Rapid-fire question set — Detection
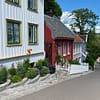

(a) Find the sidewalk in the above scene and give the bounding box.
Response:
[0,70,92,100]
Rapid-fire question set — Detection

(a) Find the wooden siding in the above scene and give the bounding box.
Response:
[0,0,44,60]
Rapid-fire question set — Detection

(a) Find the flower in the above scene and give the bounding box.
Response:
[26,48,32,55]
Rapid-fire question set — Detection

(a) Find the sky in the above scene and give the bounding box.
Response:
[56,0,100,33]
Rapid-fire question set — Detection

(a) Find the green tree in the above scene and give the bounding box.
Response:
[70,8,99,34]
[86,29,100,70]
[44,0,62,18]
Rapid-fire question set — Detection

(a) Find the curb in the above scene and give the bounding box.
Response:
[26,74,40,84]
[8,78,28,88]
[0,80,11,91]
[39,74,50,81]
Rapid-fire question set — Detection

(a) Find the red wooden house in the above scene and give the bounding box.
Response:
[44,15,74,65]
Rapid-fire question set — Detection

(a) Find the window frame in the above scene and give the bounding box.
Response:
[5,0,21,7]
[6,19,22,46]
[27,0,38,13]
[28,23,38,45]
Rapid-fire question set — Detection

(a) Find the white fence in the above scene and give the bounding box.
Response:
[68,63,89,74]
[56,63,89,75]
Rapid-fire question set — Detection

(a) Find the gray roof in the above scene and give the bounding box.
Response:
[44,15,74,39]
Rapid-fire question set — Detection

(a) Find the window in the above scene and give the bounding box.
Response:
[67,42,70,55]
[28,0,37,12]
[57,42,62,56]
[28,23,38,44]
[6,0,20,5]
[7,20,21,45]
[63,42,66,56]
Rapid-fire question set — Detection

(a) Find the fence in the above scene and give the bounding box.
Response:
[68,63,89,74]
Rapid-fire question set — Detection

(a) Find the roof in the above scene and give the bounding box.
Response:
[74,34,83,42]
[44,15,74,39]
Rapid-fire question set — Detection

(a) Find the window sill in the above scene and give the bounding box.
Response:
[7,44,22,47]
[28,43,39,45]
[27,8,38,13]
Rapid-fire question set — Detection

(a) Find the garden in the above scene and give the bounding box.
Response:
[0,58,56,90]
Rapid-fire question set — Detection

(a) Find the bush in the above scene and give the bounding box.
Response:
[42,58,50,67]
[0,68,8,84]
[40,66,50,77]
[11,75,22,83]
[8,65,16,76]
[68,60,80,64]
[25,68,37,79]
[35,60,43,70]
[16,63,26,78]
[55,54,62,65]
[23,58,30,70]
[49,65,55,74]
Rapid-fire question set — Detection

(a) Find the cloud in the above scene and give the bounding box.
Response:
[95,26,100,33]
[61,11,75,24]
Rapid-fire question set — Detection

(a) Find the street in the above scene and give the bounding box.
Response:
[16,67,100,100]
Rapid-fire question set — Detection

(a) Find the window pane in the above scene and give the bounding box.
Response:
[34,26,37,43]
[28,24,38,44]
[33,0,37,10]
[29,25,33,43]
[28,0,37,10]
[58,42,62,56]
[63,42,66,56]
[7,21,20,45]
[67,42,70,55]
[8,23,13,44]
[14,23,20,43]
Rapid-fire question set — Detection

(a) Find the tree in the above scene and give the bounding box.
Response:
[44,0,62,18]
[86,29,100,70]
[70,8,99,34]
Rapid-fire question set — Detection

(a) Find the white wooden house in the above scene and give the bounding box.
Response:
[0,0,44,68]
[73,34,84,63]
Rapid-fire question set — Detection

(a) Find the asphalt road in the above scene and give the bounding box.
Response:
[16,67,100,100]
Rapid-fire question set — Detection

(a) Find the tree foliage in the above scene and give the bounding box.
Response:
[44,0,62,18]
[70,8,99,34]
[86,30,100,70]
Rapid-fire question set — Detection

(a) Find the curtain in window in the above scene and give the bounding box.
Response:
[63,42,66,56]
[58,42,62,56]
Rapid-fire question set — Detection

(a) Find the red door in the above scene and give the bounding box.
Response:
[45,43,52,64]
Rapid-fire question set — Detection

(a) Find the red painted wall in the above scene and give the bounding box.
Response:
[44,24,57,66]
[55,39,73,60]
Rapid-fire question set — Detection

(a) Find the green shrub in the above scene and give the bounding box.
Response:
[23,58,30,70]
[55,54,61,65]
[60,57,66,66]
[69,60,80,64]
[8,65,16,76]
[11,75,22,83]
[40,66,50,77]
[42,58,50,67]
[25,68,37,79]
[16,65,26,79]
[0,68,8,84]
[35,60,43,70]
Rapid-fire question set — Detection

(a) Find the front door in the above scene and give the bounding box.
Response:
[45,43,52,64]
